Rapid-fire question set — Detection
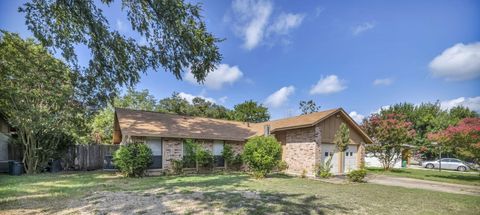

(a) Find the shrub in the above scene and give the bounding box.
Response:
[277,160,288,172]
[114,143,152,177]
[243,136,282,178]
[223,145,243,170]
[171,159,184,175]
[347,169,367,182]
[196,148,214,168]
[315,155,333,178]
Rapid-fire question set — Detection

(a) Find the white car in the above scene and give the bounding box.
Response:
[422,158,469,171]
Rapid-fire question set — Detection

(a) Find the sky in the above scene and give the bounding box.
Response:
[1,0,479,121]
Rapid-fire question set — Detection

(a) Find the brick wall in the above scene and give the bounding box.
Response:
[282,127,319,177]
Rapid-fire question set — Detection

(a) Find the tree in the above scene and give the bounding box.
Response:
[91,89,157,143]
[334,123,350,173]
[157,92,191,115]
[380,102,477,159]
[19,0,222,107]
[242,136,282,178]
[299,100,320,115]
[0,32,85,173]
[428,118,480,167]
[362,113,416,170]
[232,100,270,123]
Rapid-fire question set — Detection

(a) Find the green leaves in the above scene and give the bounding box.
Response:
[334,123,350,152]
[243,136,282,178]
[232,100,270,123]
[113,143,153,177]
[19,0,222,107]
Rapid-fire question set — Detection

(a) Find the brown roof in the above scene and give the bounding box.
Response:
[115,107,372,143]
[115,108,256,141]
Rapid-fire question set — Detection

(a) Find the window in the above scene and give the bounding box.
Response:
[350,152,353,156]
[213,140,225,167]
[451,159,461,163]
[325,152,329,157]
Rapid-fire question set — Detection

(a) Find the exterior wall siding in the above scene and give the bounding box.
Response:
[282,127,318,177]
[162,138,183,170]
[129,136,245,171]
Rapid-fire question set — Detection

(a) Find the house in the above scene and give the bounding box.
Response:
[0,116,12,161]
[113,107,373,177]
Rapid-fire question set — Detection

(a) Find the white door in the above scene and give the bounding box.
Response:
[146,138,162,155]
[345,145,358,172]
[322,143,339,174]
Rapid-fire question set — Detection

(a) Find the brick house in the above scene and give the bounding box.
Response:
[113,107,372,176]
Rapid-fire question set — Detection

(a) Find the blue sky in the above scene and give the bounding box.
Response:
[1,0,479,121]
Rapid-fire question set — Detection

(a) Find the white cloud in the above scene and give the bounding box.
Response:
[268,13,305,35]
[349,111,365,123]
[440,96,480,112]
[373,78,393,86]
[310,75,347,95]
[372,105,391,114]
[178,92,216,104]
[429,42,480,81]
[232,0,273,50]
[230,0,305,50]
[116,19,125,31]
[265,86,295,108]
[185,64,243,90]
[352,22,375,36]
[219,96,228,103]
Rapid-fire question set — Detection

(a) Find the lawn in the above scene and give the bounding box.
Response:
[367,167,480,186]
[0,172,479,215]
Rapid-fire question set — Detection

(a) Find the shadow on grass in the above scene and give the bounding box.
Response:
[1,172,353,214]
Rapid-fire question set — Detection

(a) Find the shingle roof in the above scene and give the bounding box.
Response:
[115,108,256,141]
[115,107,372,143]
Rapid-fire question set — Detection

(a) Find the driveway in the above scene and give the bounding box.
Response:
[367,174,480,196]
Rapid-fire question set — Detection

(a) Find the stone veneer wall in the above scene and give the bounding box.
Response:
[283,127,319,177]
[162,138,183,169]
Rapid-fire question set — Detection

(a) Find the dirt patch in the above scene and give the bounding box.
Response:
[1,189,271,215]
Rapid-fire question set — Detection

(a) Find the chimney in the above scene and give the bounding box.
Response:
[264,125,270,136]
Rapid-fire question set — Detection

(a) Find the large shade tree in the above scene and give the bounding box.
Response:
[91,89,158,143]
[362,113,416,170]
[19,0,222,107]
[0,32,85,173]
[428,118,480,167]
[231,100,270,123]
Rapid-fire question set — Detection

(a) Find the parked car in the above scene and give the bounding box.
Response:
[422,158,469,171]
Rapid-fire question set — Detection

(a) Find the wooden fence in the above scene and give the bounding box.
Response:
[65,144,119,171]
[5,143,119,171]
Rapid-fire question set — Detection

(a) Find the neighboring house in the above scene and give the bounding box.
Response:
[365,145,416,169]
[0,116,11,161]
[113,107,373,177]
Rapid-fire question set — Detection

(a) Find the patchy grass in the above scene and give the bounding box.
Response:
[0,171,479,214]
[367,167,480,186]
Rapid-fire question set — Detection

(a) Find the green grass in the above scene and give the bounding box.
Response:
[0,171,479,214]
[367,167,480,186]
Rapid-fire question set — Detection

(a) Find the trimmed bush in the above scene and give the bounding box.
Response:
[114,143,152,177]
[347,169,367,182]
[243,136,282,178]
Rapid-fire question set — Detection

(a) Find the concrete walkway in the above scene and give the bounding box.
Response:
[367,175,480,196]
